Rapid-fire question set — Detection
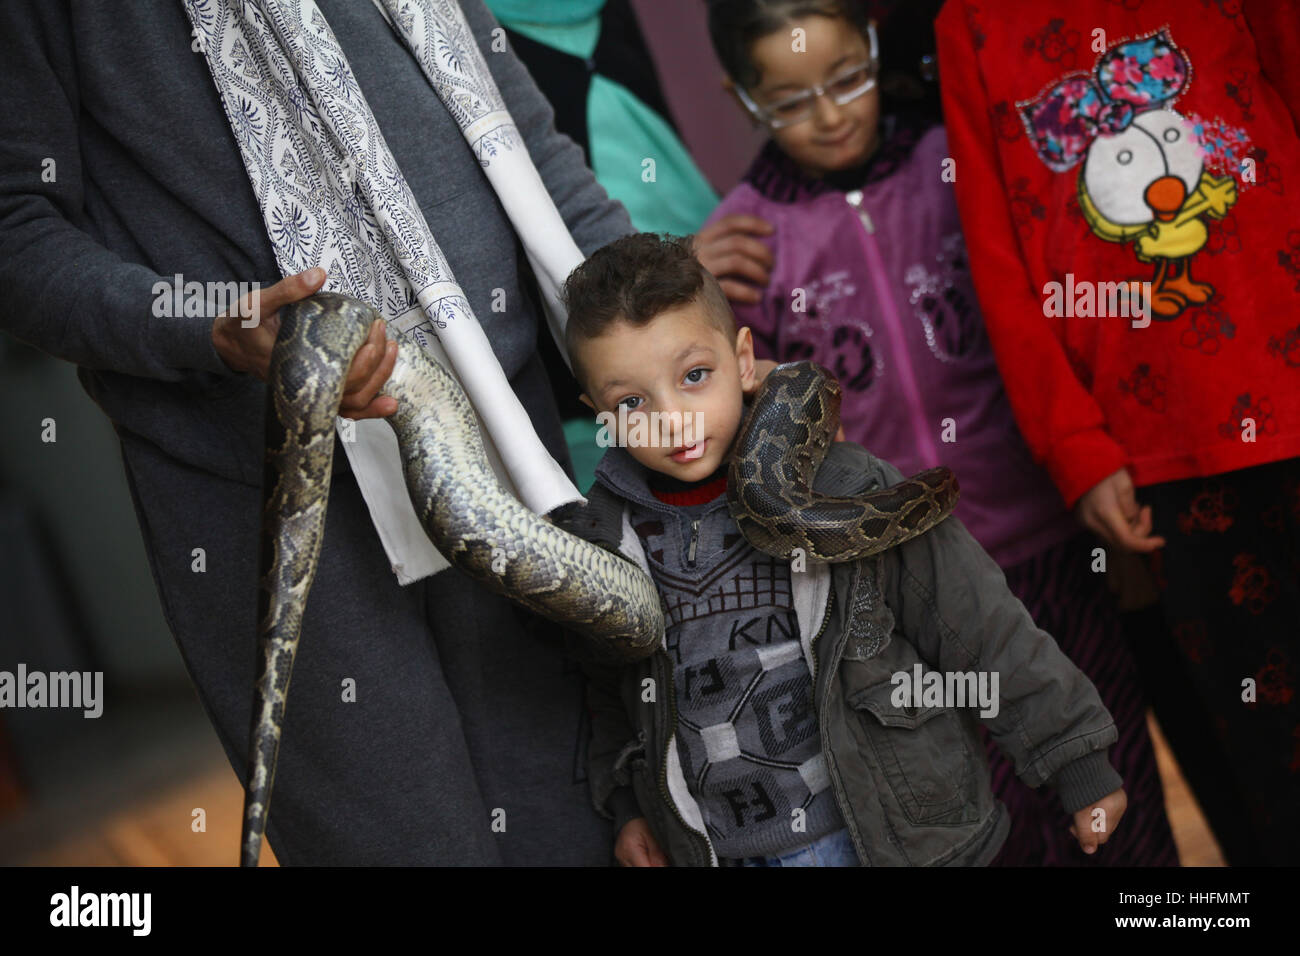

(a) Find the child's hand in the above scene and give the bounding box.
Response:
[615,817,669,866]
[1075,469,1166,553]
[693,215,775,305]
[1068,788,1128,855]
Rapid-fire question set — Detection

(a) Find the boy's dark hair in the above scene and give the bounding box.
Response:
[562,233,735,391]
[705,0,874,90]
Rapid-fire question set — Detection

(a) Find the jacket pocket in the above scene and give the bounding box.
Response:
[611,731,648,788]
[847,679,980,827]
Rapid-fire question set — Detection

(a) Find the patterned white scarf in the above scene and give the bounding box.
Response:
[183,0,586,583]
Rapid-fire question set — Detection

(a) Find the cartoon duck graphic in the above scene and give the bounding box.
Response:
[1020,31,1239,319]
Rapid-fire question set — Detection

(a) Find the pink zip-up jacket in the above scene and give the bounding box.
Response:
[706,115,1078,568]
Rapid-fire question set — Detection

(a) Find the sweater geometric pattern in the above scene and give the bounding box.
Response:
[628,497,845,858]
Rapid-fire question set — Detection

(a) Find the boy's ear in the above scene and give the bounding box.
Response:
[735,326,757,392]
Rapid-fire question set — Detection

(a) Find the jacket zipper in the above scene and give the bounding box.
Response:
[612,500,713,863]
[847,191,875,233]
[844,190,940,469]
[806,580,845,852]
[807,583,836,683]
[654,648,714,865]
[814,563,873,865]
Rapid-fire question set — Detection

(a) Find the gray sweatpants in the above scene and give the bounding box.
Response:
[118,431,612,866]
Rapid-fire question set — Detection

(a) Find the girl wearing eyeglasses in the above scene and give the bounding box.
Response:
[697,0,1177,867]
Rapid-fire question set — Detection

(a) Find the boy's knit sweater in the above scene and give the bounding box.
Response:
[593,447,845,858]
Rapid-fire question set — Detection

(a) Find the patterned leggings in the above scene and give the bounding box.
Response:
[1139,458,1300,865]
[985,532,1179,866]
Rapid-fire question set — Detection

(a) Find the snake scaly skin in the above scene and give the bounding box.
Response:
[244,297,959,866]
[728,361,961,562]
[244,292,663,866]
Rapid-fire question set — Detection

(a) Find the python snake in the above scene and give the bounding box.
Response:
[728,361,961,561]
[242,294,959,866]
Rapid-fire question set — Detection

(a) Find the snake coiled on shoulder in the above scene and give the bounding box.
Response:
[242,292,959,866]
[728,361,961,562]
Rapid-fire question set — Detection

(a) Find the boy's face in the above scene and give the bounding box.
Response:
[743,15,881,178]
[578,302,756,482]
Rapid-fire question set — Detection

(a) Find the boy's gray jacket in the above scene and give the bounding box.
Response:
[563,442,1123,866]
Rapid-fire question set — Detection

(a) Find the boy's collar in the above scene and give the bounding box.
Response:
[743,111,933,204]
[593,445,733,516]
[648,464,729,507]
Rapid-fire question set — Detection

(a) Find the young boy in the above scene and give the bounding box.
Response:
[558,233,1128,867]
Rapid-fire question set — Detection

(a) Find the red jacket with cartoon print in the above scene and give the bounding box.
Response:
[935,0,1300,507]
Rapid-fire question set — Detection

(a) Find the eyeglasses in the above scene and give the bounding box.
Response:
[734,23,879,130]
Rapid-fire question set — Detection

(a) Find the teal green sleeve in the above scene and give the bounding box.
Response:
[489,5,719,234]
[588,74,719,234]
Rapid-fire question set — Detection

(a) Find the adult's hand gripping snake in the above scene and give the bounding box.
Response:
[242,293,959,866]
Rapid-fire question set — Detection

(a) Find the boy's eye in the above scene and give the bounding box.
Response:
[683,367,710,385]
[617,396,642,410]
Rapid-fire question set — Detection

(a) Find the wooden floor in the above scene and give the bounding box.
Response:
[1147,715,1224,866]
[12,711,1221,867]
[16,760,279,867]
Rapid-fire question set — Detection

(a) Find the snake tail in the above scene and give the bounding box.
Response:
[242,295,370,867]
[727,361,961,562]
